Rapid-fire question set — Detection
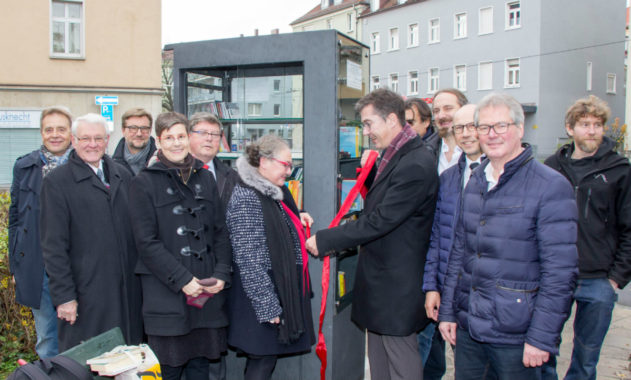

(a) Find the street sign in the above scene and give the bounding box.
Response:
[101,105,113,121]
[95,96,119,105]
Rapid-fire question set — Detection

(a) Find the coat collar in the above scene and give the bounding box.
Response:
[370,136,423,191]
[15,150,44,170]
[476,143,533,191]
[236,156,284,200]
[68,150,123,195]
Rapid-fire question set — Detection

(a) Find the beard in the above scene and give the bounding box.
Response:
[438,125,452,138]
[576,138,601,155]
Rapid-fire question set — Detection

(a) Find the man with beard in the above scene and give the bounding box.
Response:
[9,106,74,358]
[112,108,157,175]
[431,89,468,175]
[420,104,488,380]
[544,95,631,380]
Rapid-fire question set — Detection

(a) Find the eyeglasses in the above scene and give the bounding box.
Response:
[453,122,476,134]
[190,130,222,139]
[161,136,187,145]
[270,157,293,171]
[75,136,107,145]
[475,122,515,135]
[125,125,151,133]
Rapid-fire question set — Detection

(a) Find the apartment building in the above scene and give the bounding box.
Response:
[291,0,368,41]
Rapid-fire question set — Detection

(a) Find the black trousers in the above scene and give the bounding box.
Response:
[244,354,277,380]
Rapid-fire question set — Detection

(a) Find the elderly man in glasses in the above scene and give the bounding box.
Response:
[40,113,143,351]
[437,93,578,380]
[112,108,157,175]
[187,112,240,208]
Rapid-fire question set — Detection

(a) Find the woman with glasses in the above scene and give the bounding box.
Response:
[129,112,231,380]
[226,135,315,380]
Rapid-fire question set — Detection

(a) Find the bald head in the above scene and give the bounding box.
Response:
[453,104,481,160]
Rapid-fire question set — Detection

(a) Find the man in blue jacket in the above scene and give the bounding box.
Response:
[9,106,74,358]
[438,93,578,380]
[544,95,631,380]
[421,104,483,379]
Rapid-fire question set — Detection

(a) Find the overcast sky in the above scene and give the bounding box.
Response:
[162,0,319,47]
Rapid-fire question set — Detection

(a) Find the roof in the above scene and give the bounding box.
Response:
[291,0,366,25]
[359,0,426,18]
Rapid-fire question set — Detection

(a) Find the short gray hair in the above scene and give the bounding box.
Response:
[189,112,223,131]
[474,93,524,127]
[72,113,109,136]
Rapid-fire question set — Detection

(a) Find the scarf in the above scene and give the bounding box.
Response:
[40,145,72,177]
[258,193,306,345]
[157,150,195,184]
[375,124,417,180]
[281,201,310,295]
[124,141,152,175]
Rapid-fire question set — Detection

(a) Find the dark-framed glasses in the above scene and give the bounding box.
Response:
[125,125,151,133]
[475,122,515,135]
[190,130,222,139]
[453,122,476,134]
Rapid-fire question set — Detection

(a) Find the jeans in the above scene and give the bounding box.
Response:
[564,278,617,380]
[455,329,538,380]
[31,272,59,359]
[418,322,447,380]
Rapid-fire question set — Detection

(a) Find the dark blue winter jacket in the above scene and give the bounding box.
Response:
[423,153,467,293]
[438,145,578,354]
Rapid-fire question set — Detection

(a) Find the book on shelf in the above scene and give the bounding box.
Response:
[339,126,362,158]
[341,179,363,212]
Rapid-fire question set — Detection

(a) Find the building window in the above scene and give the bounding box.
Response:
[273,104,281,117]
[389,73,399,93]
[248,103,262,116]
[372,76,381,91]
[51,0,84,58]
[479,7,493,35]
[408,71,419,94]
[607,73,617,94]
[454,12,467,39]
[505,58,520,88]
[347,13,354,32]
[428,68,439,93]
[586,62,592,91]
[429,18,440,43]
[371,32,381,54]
[454,65,466,91]
[408,23,419,47]
[273,79,281,92]
[389,28,400,50]
[506,1,521,29]
[478,61,493,90]
[370,0,379,12]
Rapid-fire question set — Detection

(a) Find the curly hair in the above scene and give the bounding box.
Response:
[565,95,611,128]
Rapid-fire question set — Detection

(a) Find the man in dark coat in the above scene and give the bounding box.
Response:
[188,112,239,208]
[9,106,74,358]
[306,88,438,380]
[40,113,143,351]
[544,95,631,380]
[438,93,578,380]
[112,107,157,175]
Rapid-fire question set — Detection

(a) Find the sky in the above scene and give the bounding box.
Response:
[162,0,319,47]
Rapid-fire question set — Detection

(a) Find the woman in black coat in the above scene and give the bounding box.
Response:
[129,112,231,380]
[226,135,315,380]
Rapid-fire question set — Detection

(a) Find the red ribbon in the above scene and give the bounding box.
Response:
[316,150,379,380]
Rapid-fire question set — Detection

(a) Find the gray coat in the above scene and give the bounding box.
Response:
[40,151,143,351]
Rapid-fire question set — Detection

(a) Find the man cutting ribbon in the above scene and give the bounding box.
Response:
[306,88,438,380]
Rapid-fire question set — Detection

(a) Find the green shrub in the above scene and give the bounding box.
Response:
[0,192,37,378]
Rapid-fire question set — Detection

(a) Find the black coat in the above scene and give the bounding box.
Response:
[40,151,143,351]
[545,136,631,288]
[9,150,45,308]
[316,137,438,336]
[213,157,240,208]
[129,159,232,336]
[112,137,157,175]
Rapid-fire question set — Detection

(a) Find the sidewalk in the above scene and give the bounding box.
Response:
[441,303,631,379]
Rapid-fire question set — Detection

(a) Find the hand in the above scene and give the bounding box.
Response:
[57,300,78,325]
[609,279,619,290]
[203,279,225,294]
[522,343,549,367]
[438,322,457,346]
[269,316,280,324]
[299,212,314,228]
[11,275,15,285]
[424,291,441,321]
[360,149,377,167]
[306,235,319,257]
[182,277,203,297]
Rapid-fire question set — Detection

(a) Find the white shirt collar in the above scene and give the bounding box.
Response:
[485,162,503,191]
[88,160,104,175]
